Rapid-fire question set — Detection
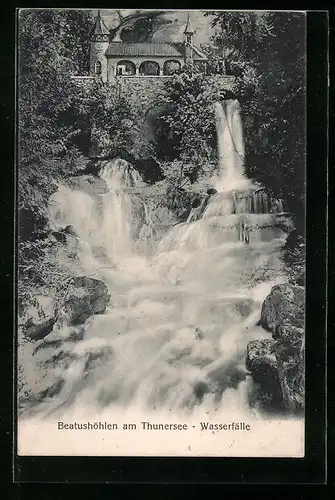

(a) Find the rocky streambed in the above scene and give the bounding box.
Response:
[18,276,305,418]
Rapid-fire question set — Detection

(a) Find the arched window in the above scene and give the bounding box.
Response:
[95,61,102,75]
[116,60,136,76]
[163,60,181,76]
[139,61,160,76]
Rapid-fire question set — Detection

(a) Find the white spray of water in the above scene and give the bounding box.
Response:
[214,100,251,192]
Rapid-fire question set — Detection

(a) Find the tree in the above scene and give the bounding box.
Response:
[18,9,93,239]
[204,11,274,75]
[156,65,229,186]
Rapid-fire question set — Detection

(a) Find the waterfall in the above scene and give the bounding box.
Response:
[214,100,250,192]
[100,158,143,189]
[48,158,145,263]
[19,100,300,456]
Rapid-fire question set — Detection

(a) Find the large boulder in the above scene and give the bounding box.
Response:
[276,341,305,413]
[246,339,277,374]
[21,277,110,341]
[50,230,67,244]
[246,339,283,411]
[63,276,110,326]
[24,317,56,341]
[129,195,146,239]
[260,283,305,339]
[50,225,77,245]
[258,283,305,414]
[284,229,305,250]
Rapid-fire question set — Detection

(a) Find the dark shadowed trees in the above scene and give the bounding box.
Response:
[18,9,94,238]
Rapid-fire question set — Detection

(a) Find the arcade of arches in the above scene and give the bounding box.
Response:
[115,59,182,76]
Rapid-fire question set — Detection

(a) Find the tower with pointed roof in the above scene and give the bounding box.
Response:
[184,13,195,64]
[90,10,110,82]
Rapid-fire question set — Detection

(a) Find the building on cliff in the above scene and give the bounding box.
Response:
[73,10,237,160]
[88,10,208,82]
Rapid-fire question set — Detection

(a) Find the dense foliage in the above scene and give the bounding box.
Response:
[18,10,93,238]
[232,11,306,234]
[156,66,221,185]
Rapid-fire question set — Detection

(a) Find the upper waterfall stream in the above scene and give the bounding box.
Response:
[20,101,290,423]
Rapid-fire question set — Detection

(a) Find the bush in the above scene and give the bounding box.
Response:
[18,237,78,319]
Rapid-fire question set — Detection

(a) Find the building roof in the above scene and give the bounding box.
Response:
[105,42,184,58]
[105,41,207,60]
[92,10,110,36]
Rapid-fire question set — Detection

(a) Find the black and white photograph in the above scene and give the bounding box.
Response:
[17,8,306,457]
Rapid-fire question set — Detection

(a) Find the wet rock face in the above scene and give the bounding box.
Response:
[260,283,305,337]
[63,277,111,326]
[255,284,305,414]
[50,225,77,245]
[50,230,67,244]
[284,229,304,250]
[22,295,56,341]
[130,195,147,239]
[246,339,283,411]
[67,175,109,197]
[246,339,276,372]
[24,317,56,341]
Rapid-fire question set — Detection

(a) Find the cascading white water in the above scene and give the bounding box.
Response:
[48,159,145,264]
[214,99,251,192]
[19,101,292,436]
